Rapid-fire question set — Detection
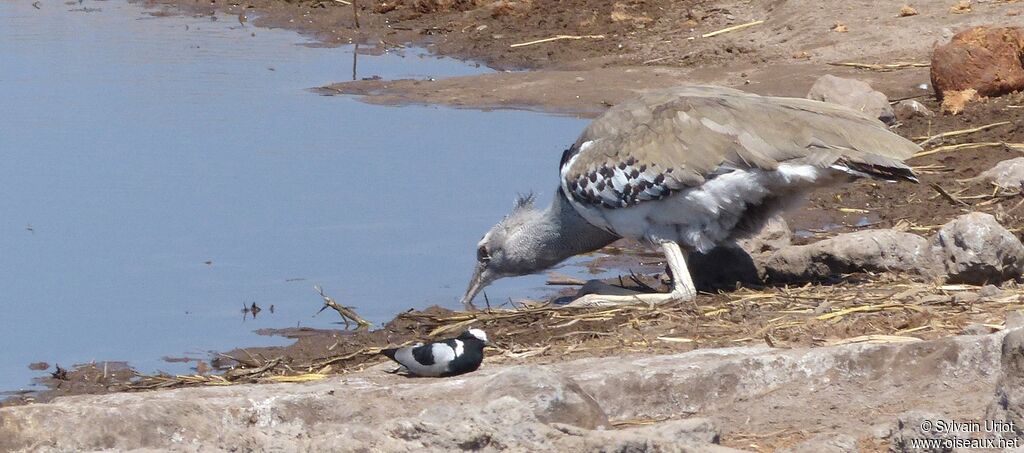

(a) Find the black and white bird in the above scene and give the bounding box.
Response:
[380,329,489,377]
[460,85,920,309]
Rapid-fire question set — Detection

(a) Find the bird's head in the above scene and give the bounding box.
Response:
[458,328,489,344]
[460,194,551,308]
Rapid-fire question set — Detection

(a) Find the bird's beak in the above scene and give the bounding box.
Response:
[460,263,489,310]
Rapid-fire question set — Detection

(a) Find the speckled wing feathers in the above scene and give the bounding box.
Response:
[560,86,920,209]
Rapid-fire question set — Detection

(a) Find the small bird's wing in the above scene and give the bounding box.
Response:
[444,339,466,358]
[389,341,458,377]
[430,342,458,363]
[382,342,421,365]
[560,86,920,209]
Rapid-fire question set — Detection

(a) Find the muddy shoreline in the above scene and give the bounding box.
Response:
[141,0,1020,115]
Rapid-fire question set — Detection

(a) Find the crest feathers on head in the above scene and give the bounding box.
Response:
[513,193,536,211]
[493,192,539,231]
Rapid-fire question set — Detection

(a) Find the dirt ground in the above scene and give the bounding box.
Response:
[143,0,1023,71]
[7,0,1024,450]
[802,94,1024,236]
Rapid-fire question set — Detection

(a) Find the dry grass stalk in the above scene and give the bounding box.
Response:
[264,373,329,383]
[701,19,765,38]
[827,334,923,346]
[929,183,971,206]
[509,35,605,48]
[914,142,1024,158]
[827,62,929,71]
[915,121,1013,147]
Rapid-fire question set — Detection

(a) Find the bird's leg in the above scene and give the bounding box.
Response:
[662,241,697,300]
[387,365,409,375]
[565,241,696,307]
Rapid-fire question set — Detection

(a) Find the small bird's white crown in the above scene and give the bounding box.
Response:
[467,328,488,343]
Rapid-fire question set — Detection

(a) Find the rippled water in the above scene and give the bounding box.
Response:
[0,0,592,392]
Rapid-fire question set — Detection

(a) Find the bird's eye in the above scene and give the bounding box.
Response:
[477,245,491,262]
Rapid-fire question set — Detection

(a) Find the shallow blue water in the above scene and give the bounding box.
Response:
[0,0,591,392]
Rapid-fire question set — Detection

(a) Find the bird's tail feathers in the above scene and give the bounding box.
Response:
[381,348,399,361]
[831,157,919,183]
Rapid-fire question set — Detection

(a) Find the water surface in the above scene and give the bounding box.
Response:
[0,0,591,392]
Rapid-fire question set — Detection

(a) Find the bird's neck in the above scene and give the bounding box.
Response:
[517,188,619,269]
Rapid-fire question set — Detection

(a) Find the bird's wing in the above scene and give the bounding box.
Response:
[409,343,435,366]
[444,339,466,358]
[390,343,423,366]
[559,86,920,209]
[430,342,457,363]
[390,342,454,376]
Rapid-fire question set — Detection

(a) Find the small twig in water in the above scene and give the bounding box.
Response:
[314,285,371,330]
[352,43,358,80]
[352,0,360,28]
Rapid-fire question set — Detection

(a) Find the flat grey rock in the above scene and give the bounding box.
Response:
[807,75,895,125]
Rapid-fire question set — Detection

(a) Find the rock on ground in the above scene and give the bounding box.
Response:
[471,366,609,429]
[931,27,1024,102]
[736,215,792,254]
[778,433,858,453]
[889,410,960,453]
[977,157,1024,191]
[0,331,1010,452]
[930,212,1024,284]
[986,328,1024,438]
[807,74,895,125]
[693,212,1024,287]
[760,229,941,283]
[894,99,934,120]
[707,212,1024,286]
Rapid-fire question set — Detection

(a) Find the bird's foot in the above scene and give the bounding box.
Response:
[564,288,695,308]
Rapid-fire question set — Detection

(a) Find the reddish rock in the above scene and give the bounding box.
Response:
[931,26,1024,101]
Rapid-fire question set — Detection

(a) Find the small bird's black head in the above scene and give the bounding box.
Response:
[456,328,489,345]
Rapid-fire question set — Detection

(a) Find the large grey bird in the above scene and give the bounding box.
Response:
[460,86,920,309]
